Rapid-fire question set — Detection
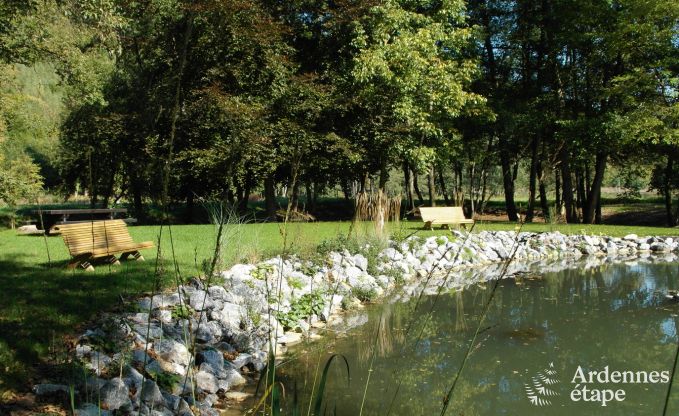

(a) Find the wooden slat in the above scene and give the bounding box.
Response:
[68,242,136,252]
[62,233,132,241]
[55,220,128,230]
[59,221,126,232]
[62,230,131,238]
[64,235,133,243]
[57,219,127,227]
[90,241,154,257]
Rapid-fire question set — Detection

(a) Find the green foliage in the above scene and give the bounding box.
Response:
[170,304,192,320]
[252,264,275,280]
[0,153,43,207]
[287,276,304,291]
[382,266,407,286]
[149,370,181,392]
[351,286,378,303]
[316,234,362,257]
[275,290,326,331]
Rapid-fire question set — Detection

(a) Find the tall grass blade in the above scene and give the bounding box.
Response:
[69,384,75,416]
[438,222,525,415]
[313,354,350,416]
[292,382,301,416]
[272,383,282,416]
[250,383,275,414]
[662,316,679,415]
[251,345,278,414]
[359,316,382,415]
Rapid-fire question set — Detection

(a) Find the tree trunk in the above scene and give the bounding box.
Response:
[264,175,277,220]
[290,178,300,212]
[428,164,436,206]
[560,146,576,223]
[525,136,539,222]
[102,167,116,208]
[239,173,252,213]
[455,164,464,205]
[403,161,415,211]
[582,152,607,224]
[413,169,425,204]
[555,169,561,214]
[359,172,368,193]
[305,180,313,212]
[90,191,98,209]
[184,191,194,224]
[132,177,144,222]
[538,162,549,221]
[341,180,351,201]
[500,137,519,221]
[595,187,602,224]
[310,181,318,213]
[161,11,194,211]
[469,162,476,214]
[379,162,389,191]
[575,169,585,214]
[665,155,676,227]
[480,167,489,214]
[438,167,450,205]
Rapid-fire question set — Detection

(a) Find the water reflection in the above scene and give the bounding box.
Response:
[279,261,679,415]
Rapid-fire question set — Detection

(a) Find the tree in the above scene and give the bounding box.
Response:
[343,0,485,197]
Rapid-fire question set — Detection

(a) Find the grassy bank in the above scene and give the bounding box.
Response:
[1,220,679,400]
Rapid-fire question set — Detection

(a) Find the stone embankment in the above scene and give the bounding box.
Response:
[33,231,679,415]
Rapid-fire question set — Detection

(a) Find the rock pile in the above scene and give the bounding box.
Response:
[33,231,679,415]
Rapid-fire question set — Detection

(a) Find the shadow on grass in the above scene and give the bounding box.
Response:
[0,254,175,394]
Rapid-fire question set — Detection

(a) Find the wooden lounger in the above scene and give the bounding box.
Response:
[419,207,474,230]
[54,219,154,271]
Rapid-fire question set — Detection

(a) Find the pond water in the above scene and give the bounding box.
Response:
[275,260,679,415]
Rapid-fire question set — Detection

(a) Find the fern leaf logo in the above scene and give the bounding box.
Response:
[525,362,560,406]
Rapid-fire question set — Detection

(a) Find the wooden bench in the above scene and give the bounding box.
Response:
[54,220,154,271]
[419,207,474,230]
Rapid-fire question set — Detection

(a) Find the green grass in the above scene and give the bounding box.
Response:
[1,219,679,398]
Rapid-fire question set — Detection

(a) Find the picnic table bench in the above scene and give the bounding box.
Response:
[54,219,154,271]
[31,208,132,234]
[419,206,474,230]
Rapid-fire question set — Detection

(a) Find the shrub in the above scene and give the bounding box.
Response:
[170,304,192,320]
[275,290,326,331]
[351,286,378,302]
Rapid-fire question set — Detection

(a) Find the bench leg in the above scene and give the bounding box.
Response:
[67,255,95,272]
[120,251,144,262]
[423,221,433,230]
[104,255,121,266]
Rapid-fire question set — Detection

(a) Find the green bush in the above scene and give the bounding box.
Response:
[275,290,326,331]
[351,286,378,302]
[149,370,181,391]
[170,304,193,320]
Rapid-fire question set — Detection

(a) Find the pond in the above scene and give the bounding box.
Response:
[275,260,679,415]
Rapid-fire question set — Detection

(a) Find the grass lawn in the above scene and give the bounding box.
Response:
[2,219,679,399]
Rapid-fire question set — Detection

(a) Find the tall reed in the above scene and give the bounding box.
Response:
[438,222,525,415]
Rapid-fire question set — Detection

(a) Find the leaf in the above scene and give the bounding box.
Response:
[313,354,350,416]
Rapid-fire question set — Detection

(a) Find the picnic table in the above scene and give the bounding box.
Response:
[31,208,131,234]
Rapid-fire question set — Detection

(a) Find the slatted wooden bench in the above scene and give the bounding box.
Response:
[54,220,154,271]
[419,207,474,230]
